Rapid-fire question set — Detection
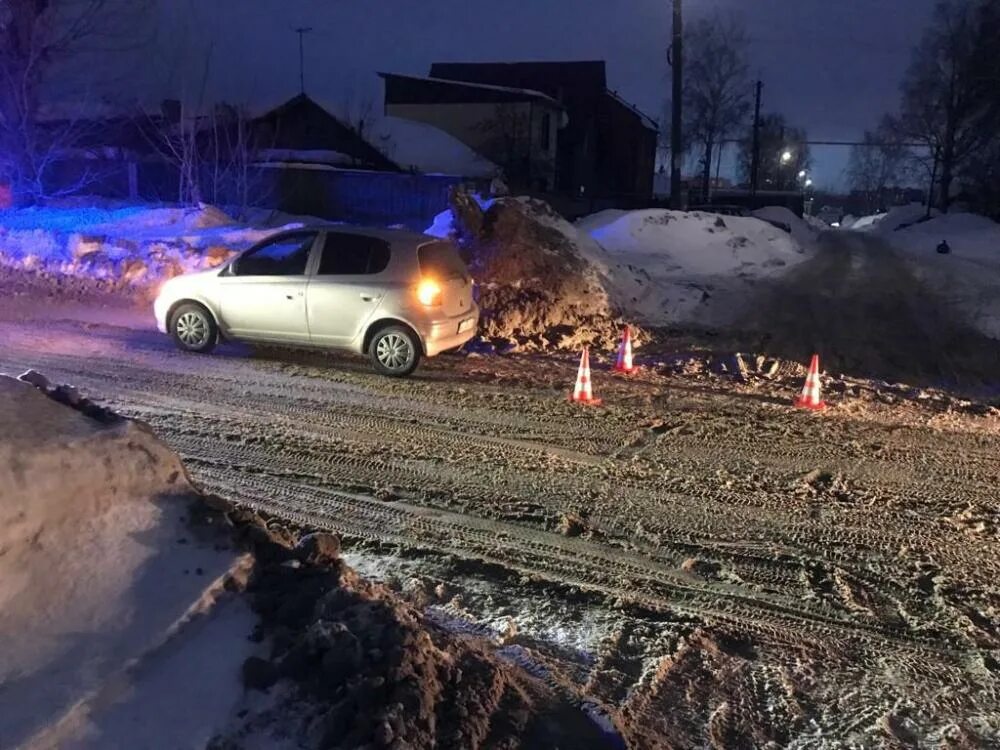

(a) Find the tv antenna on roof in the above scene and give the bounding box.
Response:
[293,27,313,94]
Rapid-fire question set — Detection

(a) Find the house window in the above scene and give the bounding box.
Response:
[540,113,551,152]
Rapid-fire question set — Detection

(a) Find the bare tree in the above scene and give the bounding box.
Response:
[896,0,1000,212]
[683,11,751,201]
[204,103,272,217]
[0,0,149,203]
[846,117,906,214]
[737,113,811,191]
[476,104,553,191]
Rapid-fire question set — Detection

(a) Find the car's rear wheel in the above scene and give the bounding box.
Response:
[369,326,420,377]
[170,302,217,353]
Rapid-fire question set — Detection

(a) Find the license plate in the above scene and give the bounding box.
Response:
[458,317,475,333]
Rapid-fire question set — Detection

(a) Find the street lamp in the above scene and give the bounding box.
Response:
[781,150,793,164]
[798,170,807,179]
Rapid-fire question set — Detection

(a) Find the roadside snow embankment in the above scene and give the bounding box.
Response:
[0,371,614,748]
[442,195,631,350]
[883,212,1000,340]
[0,373,255,748]
[751,205,820,246]
[0,202,301,293]
[577,209,811,329]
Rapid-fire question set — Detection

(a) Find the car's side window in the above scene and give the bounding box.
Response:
[318,233,391,276]
[234,233,316,277]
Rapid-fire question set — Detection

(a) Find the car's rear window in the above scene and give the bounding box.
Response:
[418,241,468,280]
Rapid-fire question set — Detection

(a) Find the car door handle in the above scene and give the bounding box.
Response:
[360,294,381,302]
[286,292,305,300]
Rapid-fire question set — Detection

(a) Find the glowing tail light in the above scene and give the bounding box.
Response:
[416,278,442,306]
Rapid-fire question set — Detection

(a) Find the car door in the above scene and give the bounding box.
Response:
[216,231,318,343]
[307,231,391,347]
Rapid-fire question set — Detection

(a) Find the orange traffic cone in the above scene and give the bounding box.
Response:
[569,347,602,405]
[614,326,638,374]
[794,354,826,410]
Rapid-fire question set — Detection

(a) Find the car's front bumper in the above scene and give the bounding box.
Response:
[153,294,170,333]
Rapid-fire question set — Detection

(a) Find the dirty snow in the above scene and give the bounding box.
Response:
[576,208,811,327]
[0,375,255,748]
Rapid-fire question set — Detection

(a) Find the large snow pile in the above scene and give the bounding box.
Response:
[803,213,830,232]
[449,195,628,350]
[374,116,499,178]
[0,372,612,748]
[752,206,819,245]
[0,373,256,748]
[576,209,810,328]
[885,212,1000,339]
[847,204,935,234]
[0,202,302,293]
[870,203,934,234]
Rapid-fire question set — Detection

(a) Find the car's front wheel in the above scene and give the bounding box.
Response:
[369,325,421,377]
[169,302,218,353]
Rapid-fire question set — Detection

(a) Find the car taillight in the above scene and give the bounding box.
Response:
[416,278,442,306]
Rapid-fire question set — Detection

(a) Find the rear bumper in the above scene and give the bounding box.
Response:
[420,305,479,357]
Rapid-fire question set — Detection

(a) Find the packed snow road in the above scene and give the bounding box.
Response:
[0,277,998,745]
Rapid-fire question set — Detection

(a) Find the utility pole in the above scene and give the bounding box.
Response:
[293,27,313,95]
[669,0,683,209]
[750,80,762,198]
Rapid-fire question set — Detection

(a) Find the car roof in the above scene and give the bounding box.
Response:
[274,224,442,246]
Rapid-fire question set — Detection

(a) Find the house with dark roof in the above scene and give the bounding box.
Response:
[382,61,658,201]
[379,72,566,191]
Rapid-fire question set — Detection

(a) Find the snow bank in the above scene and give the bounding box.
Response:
[847,204,936,235]
[884,212,1000,339]
[0,374,254,748]
[576,209,810,327]
[752,206,819,246]
[424,194,496,239]
[375,116,499,178]
[0,202,303,290]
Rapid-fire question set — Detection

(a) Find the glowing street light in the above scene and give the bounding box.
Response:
[805,178,813,188]
[798,170,807,179]
[780,150,793,164]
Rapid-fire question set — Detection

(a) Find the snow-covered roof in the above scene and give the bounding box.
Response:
[606,90,659,132]
[380,72,564,109]
[372,117,498,179]
[256,148,358,167]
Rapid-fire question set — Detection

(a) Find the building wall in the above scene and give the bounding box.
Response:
[386,101,560,190]
[595,95,656,199]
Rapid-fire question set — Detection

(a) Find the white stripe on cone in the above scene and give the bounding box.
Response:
[615,326,636,373]
[794,354,826,410]
[570,348,601,404]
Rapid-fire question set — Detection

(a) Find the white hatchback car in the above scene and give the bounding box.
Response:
[154,226,479,377]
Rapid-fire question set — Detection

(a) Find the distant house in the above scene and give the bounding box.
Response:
[381,61,658,201]
[251,94,399,172]
[379,72,565,191]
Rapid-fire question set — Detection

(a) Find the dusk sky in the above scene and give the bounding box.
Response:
[151,0,938,190]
